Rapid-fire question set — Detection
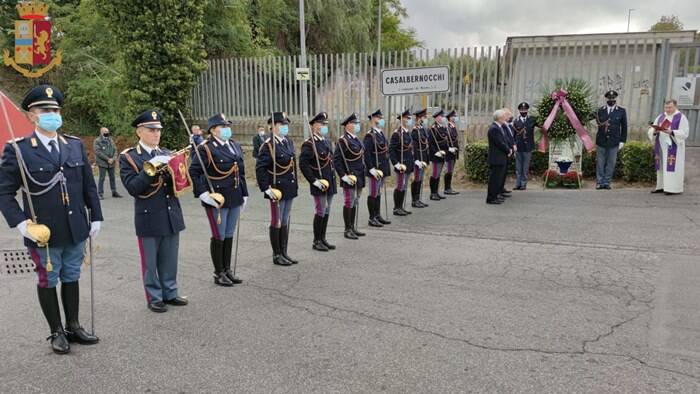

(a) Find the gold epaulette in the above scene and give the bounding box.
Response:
[120,147,134,155]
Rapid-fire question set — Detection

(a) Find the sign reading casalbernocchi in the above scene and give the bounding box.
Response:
[381,66,450,96]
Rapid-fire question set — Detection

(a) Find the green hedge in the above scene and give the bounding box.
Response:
[464,141,654,184]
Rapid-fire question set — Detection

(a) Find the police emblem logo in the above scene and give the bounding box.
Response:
[151,111,158,120]
[45,87,53,97]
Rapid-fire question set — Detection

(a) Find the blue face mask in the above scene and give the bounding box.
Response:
[320,125,329,136]
[279,125,289,136]
[219,127,232,140]
[406,118,414,128]
[377,119,385,128]
[454,116,460,123]
[37,112,62,132]
[352,123,361,134]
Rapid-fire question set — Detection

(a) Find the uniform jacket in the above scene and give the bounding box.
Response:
[189,136,248,209]
[488,123,511,166]
[252,134,265,159]
[446,123,460,161]
[119,144,186,238]
[595,106,628,148]
[93,135,117,168]
[0,132,103,247]
[512,116,537,153]
[255,136,298,201]
[428,124,450,163]
[389,127,414,174]
[299,134,337,196]
[333,133,366,189]
[363,127,391,177]
[411,125,430,163]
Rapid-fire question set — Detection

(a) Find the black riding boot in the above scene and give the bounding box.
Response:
[444,172,460,195]
[393,189,406,216]
[351,206,366,236]
[270,226,291,266]
[321,214,335,250]
[312,215,329,251]
[344,206,358,239]
[375,194,391,224]
[223,237,243,284]
[368,196,383,227]
[280,225,298,264]
[37,286,70,354]
[61,281,99,344]
[429,177,441,200]
[211,238,233,286]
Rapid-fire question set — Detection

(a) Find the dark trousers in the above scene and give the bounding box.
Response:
[487,165,506,202]
[500,158,510,192]
[98,166,116,195]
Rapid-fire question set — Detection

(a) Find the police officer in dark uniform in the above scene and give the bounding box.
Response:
[333,112,366,240]
[443,110,460,195]
[595,90,627,190]
[255,112,299,266]
[428,108,450,201]
[389,109,414,216]
[0,84,103,354]
[513,102,536,190]
[363,109,391,227]
[411,108,430,208]
[299,111,337,252]
[120,110,188,313]
[189,113,248,286]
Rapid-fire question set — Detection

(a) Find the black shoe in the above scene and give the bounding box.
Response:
[417,199,428,207]
[429,193,441,201]
[344,229,358,239]
[412,200,423,208]
[65,326,99,345]
[496,197,505,203]
[650,189,664,194]
[148,301,168,313]
[279,225,298,264]
[351,207,366,237]
[210,237,226,282]
[401,207,412,215]
[98,194,104,200]
[375,196,390,224]
[393,208,407,216]
[368,217,383,227]
[214,272,234,287]
[500,193,511,198]
[164,296,188,306]
[112,191,123,198]
[502,189,512,194]
[443,173,460,195]
[47,329,71,354]
[444,189,459,195]
[273,255,293,266]
[377,216,391,224]
[603,185,611,190]
[320,214,335,250]
[313,239,329,251]
[221,236,242,282]
[486,200,502,204]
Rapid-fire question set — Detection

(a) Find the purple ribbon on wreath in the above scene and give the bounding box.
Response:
[538,89,595,153]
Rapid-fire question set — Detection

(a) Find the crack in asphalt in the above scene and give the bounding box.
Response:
[246,281,700,382]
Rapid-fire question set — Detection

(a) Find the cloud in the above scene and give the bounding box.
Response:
[401,0,699,48]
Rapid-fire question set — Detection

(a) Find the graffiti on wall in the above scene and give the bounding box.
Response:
[598,74,625,96]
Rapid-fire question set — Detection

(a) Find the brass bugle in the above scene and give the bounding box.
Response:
[144,146,192,176]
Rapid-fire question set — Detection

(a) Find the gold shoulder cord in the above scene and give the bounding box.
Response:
[202,144,238,182]
[266,140,294,175]
[122,151,163,198]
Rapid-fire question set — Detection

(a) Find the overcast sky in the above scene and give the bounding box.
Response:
[401,0,699,48]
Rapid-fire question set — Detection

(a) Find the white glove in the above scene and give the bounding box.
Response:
[449,147,458,153]
[199,192,220,207]
[17,219,37,242]
[148,155,171,165]
[265,188,278,200]
[394,163,402,171]
[513,145,518,152]
[414,160,422,168]
[435,151,445,158]
[313,180,326,190]
[341,175,355,185]
[89,221,101,238]
[241,196,248,212]
[619,142,625,150]
[369,168,380,179]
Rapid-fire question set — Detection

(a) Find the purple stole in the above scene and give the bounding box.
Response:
[653,112,681,172]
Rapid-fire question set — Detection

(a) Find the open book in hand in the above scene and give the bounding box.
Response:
[651,119,671,132]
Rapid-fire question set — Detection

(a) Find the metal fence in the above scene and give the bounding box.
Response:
[662,43,700,145]
[189,38,698,145]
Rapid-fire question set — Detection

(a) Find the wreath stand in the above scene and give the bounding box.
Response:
[543,135,584,189]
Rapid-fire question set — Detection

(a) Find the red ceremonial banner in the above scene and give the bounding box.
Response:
[167,151,193,196]
[0,91,34,155]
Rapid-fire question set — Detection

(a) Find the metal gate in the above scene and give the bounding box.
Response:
[661,42,700,146]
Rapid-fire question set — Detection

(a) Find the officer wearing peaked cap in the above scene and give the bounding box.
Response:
[389,109,414,216]
[189,113,248,286]
[363,109,391,227]
[0,84,103,354]
[256,111,299,266]
[411,108,430,208]
[120,110,188,313]
[333,112,367,239]
[299,111,337,252]
[443,110,460,195]
[428,108,450,201]
[594,90,627,190]
[513,102,536,190]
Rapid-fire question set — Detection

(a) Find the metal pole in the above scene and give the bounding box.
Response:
[376,0,382,108]
[627,9,634,32]
[299,0,309,139]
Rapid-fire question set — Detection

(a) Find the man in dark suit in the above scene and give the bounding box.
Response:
[513,102,537,190]
[252,125,266,161]
[595,90,627,190]
[498,108,517,198]
[487,109,512,204]
[0,85,103,354]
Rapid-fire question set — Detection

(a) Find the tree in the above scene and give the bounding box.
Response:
[203,0,257,58]
[649,15,683,32]
[95,0,207,148]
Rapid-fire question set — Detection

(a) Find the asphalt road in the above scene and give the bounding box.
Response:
[1,181,699,393]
